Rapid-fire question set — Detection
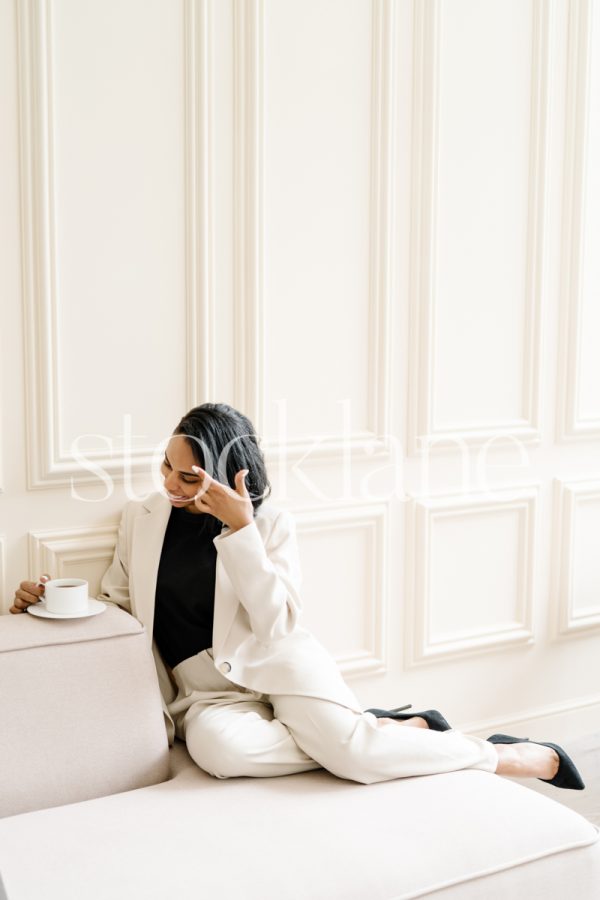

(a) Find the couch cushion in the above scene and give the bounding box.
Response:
[0,741,597,899]
[0,603,145,652]
[0,607,169,818]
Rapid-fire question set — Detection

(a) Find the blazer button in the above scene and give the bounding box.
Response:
[219,661,231,674]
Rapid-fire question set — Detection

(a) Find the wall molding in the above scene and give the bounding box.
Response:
[233,0,263,430]
[292,501,389,678]
[28,524,119,595]
[234,0,395,461]
[552,477,600,638]
[17,0,214,488]
[405,485,538,666]
[407,0,550,455]
[556,0,600,441]
[459,690,600,740]
[185,0,217,407]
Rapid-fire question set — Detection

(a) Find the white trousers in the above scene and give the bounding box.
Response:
[167,649,499,785]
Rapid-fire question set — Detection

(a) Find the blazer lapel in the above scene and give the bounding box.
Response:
[131,493,172,642]
[211,515,267,653]
[212,547,240,653]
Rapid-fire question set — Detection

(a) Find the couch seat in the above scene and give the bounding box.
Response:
[0,741,598,899]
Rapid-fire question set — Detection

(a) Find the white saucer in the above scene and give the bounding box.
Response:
[26,598,106,619]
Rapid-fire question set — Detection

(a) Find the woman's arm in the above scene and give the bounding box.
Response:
[97,505,133,614]
[213,508,303,643]
[10,506,133,615]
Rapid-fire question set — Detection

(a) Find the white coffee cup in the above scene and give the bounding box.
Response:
[43,578,89,615]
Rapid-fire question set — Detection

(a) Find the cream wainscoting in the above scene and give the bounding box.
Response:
[28,525,119,597]
[17,0,211,488]
[552,477,600,638]
[405,486,538,667]
[407,0,549,454]
[557,0,600,441]
[293,501,389,678]
[233,0,395,461]
[0,0,599,743]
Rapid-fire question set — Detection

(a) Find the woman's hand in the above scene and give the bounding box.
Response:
[191,466,253,532]
[10,574,51,614]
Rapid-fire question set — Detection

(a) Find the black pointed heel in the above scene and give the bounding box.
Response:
[365,706,452,732]
[486,733,585,791]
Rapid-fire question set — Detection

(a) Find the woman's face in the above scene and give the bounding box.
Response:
[160,436,203,513]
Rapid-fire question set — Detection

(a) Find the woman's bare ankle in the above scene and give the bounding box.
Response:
[494,742,559,780]
[377,716,429,729]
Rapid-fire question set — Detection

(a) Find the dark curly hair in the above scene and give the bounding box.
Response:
[173,403,271,518]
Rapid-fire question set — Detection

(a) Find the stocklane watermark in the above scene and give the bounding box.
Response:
[68,407,534,505]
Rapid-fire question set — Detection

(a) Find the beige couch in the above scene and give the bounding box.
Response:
[1,607,599,899]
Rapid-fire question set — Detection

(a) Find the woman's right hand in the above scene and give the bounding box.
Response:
[9,574,51,614]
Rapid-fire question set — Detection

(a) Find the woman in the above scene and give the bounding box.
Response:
[11,403,584,789]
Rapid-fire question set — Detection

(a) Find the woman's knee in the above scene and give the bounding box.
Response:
[316,748,379,785]
[184,712,243,778]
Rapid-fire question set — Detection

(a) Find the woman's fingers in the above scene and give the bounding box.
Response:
[15,589,34,604]
[11,593,35,613]
[19,583,44,601]
[234,469,250,498]
[9,576,51,614]
[191,466,234,504]
[189,465,252,530]
[12,598,29,612]
[191,465,215,497]
[192,465,248,500]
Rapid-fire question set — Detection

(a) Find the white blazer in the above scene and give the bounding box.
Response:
[98,493,362,742]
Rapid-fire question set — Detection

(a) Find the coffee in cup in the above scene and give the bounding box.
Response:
[43,578,89,615]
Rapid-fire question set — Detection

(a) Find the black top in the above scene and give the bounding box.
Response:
[153,507,219,669]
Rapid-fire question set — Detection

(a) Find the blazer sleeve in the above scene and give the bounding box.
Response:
[213,508,303,643]
[97,504,133,614]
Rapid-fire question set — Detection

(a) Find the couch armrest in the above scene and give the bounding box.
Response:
[0,606,169,818]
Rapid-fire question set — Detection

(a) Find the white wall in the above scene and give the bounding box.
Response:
[1,0,600,742]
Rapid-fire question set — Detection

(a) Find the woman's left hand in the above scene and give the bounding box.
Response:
[191,465,254,532]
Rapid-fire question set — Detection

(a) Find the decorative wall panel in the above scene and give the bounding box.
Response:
[17,0,213,488]
[407,0,549,453]
[294,502,389,676]
[29,524,119,598]
[553,478,600,637]
[235,0,394,460]
[557,0,600,440]
[405,486,537,665]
